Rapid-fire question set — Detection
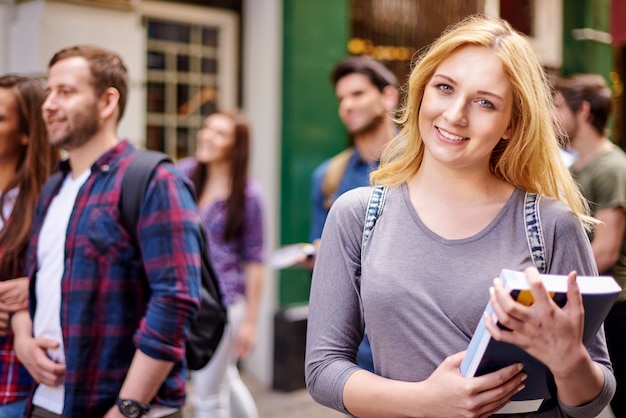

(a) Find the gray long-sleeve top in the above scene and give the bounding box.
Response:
[305,184,615,417]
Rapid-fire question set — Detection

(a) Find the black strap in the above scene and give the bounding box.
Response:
[120,150,172,240]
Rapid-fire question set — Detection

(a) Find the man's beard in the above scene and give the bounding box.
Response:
[349,113,385,136]
[52,102,100,150]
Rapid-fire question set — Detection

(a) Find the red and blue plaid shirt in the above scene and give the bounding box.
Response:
[26,141,201,417]
[0,223,33,407]
[0,332,32,406]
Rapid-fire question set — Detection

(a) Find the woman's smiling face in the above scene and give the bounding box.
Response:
[0,87,27,165]
[195,113,235,164]
[418,45,513,171]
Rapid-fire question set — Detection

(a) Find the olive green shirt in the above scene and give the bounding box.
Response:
[571,144,626,301]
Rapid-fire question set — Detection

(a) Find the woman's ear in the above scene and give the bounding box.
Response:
[502,125,512,140]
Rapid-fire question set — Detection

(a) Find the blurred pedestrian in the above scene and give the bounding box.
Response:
[306,15,614,418]
[310,55,399,245]
[554,73,626,418]
[177,108,265,418]
[11,45,202,418]
[0,74,58,417]
[306,55,399,373]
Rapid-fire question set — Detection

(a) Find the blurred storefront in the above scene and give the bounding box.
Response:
[610,0,625,146]
[562,0,623,146]
[278,0,565,307]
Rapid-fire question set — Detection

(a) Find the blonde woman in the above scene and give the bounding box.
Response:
[305,15,614,418]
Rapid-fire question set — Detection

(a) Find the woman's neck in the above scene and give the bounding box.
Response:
[353,120,397,163]
[198,160,232,209]
[413,157,509,202]
[407,162,514,240]
[206,159,231,180]
[0,160,19,191]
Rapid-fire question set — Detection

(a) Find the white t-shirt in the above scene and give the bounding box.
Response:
[33,170,90,414]
[0,187,18,230]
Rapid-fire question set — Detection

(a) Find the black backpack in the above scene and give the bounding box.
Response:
[121,150,227,371]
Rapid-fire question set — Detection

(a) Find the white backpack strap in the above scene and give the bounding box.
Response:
[523,192,547,273]
[362,185,388,254]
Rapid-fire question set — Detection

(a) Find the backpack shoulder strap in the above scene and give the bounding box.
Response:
[121,150,172,240]
[361,185,388,254]
[321,147,354,209]
[523,191,547,274]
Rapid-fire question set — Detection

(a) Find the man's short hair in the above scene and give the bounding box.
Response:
[330,55,398,92]
[554,74,613,137]
[49,45,129,121]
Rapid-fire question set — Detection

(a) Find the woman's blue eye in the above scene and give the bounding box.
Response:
[478,99,495,109]
[437,84,452,93]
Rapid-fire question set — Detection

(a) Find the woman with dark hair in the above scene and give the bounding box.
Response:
[0,74,58,416]
[177,109,265,418]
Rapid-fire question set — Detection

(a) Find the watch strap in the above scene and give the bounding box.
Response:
[116,398,151,418]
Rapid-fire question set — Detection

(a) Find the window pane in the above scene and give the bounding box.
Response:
[177,127,190,157]
[177,83,191,115]
[147,82,165,113]
[177,54,190,72]
[148,20,191,43]
[202,57,218,74]
[202,27,219,47]
[200,93,217,116]
[147,51,166,70]
[147,125,165,152]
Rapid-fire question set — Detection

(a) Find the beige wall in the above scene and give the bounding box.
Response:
[8,0,145,144]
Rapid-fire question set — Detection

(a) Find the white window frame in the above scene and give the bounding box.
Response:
[138,1,238,156]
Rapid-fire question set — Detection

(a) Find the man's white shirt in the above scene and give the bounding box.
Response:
[33,169,90,414]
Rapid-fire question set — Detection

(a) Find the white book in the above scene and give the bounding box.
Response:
[269,243,315,269]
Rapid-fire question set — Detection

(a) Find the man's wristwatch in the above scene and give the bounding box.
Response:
[116,398,151,418]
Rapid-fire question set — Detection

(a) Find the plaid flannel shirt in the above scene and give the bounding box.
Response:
[26,141,201,417]
[0,333,32,406]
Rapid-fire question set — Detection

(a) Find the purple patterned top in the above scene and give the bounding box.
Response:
[176,157,265,305]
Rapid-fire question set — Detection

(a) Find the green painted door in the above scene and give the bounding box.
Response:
[280,0,350,306]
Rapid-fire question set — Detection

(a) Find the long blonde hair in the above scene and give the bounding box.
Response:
[371,14,591,226]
